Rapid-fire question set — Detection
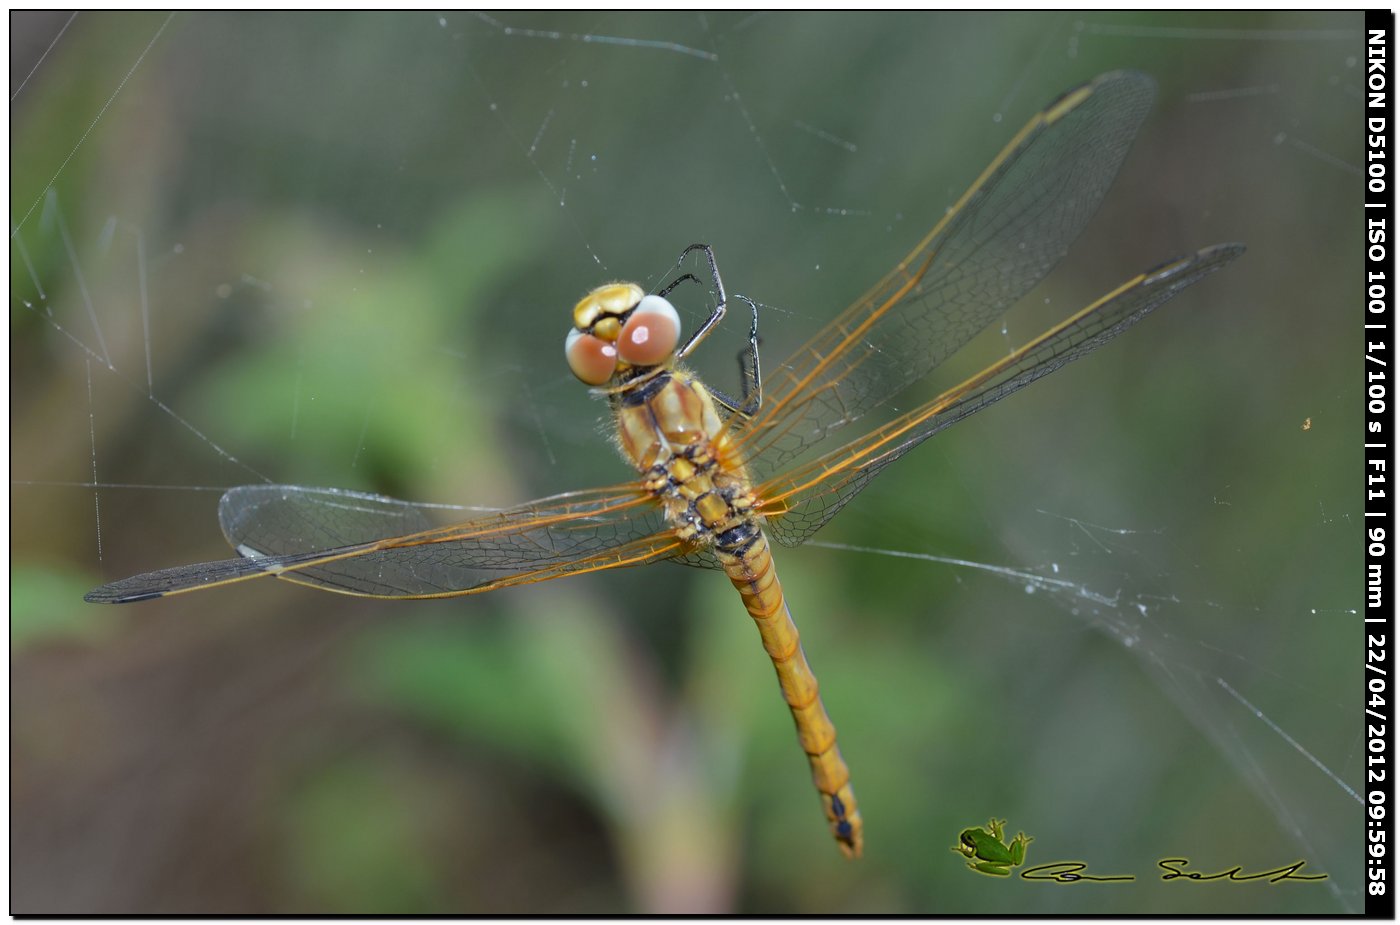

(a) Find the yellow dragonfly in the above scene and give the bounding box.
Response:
[85,71,1243,859]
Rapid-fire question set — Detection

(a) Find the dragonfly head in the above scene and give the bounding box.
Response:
[566,282,681,386]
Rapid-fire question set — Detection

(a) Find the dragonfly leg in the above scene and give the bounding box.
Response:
[735,294,762,414]
[666,243,730,360]
[702,294,764,419]
[656,271,702,300]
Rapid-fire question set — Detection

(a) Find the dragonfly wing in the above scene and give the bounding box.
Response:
[84,552,330,603]
[269,530,688,599]
[740,71,1157,483]
[87,483,686,602]
[219,485,439,553]
[759,244,1245,547]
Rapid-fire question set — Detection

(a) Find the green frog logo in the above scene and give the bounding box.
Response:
[953,818,1032,877]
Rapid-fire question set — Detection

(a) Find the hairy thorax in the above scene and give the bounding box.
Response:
[614,368,756,546]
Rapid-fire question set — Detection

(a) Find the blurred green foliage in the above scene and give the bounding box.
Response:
[12,565,116,648]
[281,759,450,913]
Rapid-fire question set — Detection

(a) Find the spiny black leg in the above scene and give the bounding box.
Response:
[657,264,726,358]
[669,244,729,359]
[658,272,701,301]
[658,245,763,418]
[703,294,763,420]
[733,294,762,416]
[673,243,726,307]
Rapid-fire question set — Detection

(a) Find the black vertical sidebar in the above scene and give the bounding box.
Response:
[1366,9,1395,920]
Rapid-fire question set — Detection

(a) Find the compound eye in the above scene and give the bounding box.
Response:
[565,329,618,385]
[616,294,681,367]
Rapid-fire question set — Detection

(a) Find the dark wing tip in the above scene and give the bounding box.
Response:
[81,554,286,604]
[84,585,165,604]
[1210,241,1248,259]
[1143,242,1246,284]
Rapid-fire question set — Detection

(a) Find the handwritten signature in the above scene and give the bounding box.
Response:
[1015,858,1326,884]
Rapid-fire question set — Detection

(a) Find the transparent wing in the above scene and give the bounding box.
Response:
[757,244,1245,547]
[738,70,1157,484]
[85,483,687,603]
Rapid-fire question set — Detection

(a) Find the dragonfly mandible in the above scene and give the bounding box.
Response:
[85,71,1243,859]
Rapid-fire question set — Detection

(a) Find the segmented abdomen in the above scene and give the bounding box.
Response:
[716,523,863,858]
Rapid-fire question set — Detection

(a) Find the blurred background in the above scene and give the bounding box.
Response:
[11,10,1363,913]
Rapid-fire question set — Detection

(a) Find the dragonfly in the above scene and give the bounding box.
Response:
[85,71,1243,859]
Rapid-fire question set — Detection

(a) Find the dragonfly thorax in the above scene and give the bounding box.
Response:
[565,282,681,386]
[615,367,755,546]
